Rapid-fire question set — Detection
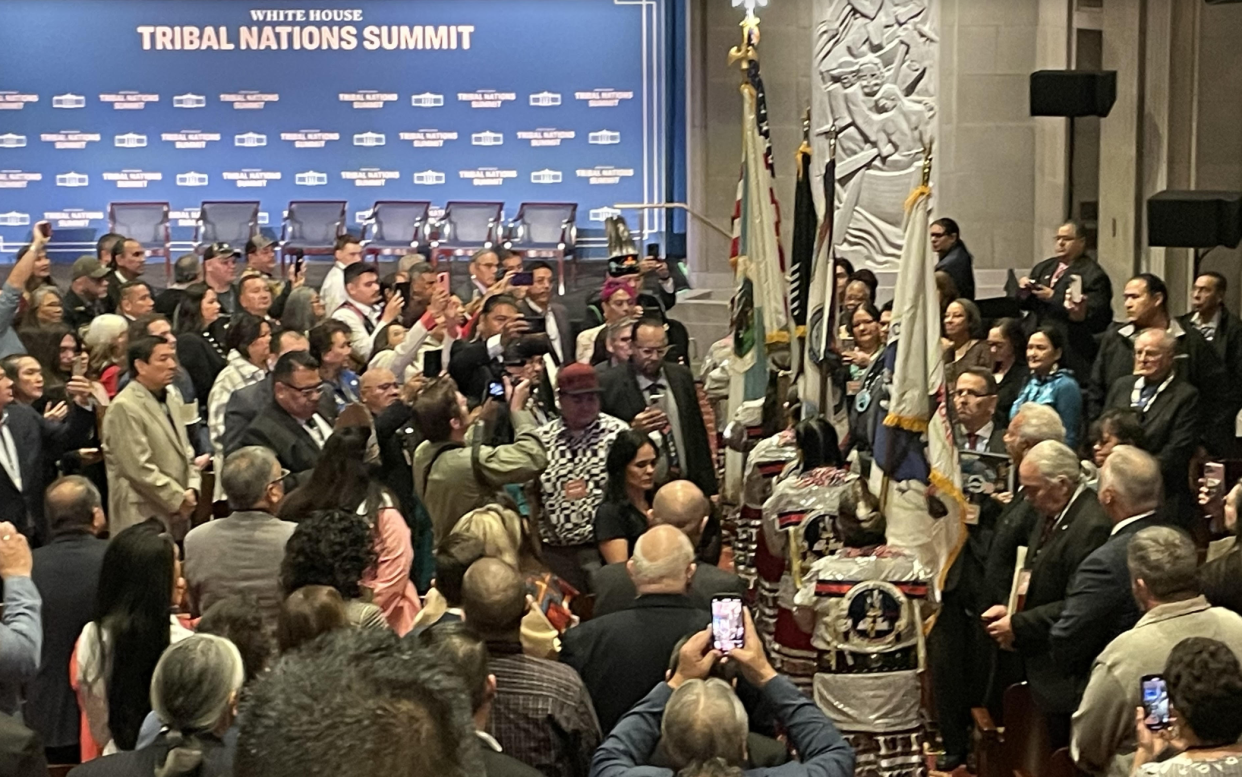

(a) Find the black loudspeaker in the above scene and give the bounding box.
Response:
[1029,70,1117,117]
[1147,190,1242,248]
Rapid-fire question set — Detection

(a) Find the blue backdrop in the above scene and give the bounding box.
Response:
[0,0,680,261]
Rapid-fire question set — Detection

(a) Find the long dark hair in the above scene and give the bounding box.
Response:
[278,426,389,523]
[21,323,78,394]
[174,283,214,334]
[603,429,658,504]
[92,522,177,751]
[795,417,844,471]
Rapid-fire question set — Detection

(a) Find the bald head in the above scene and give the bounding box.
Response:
[627,525,695,594]
[652,480,711,543]
[460,558,526,639]
[1134,327,1176,382]
[44,475,104,536]
[359,367,399,414]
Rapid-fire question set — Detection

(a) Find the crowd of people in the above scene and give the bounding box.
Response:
[0,215,1241,777]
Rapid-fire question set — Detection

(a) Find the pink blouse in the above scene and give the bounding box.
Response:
[362,502,422,635]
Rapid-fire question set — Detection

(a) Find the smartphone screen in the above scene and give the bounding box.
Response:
[422,350,442,379]
[523,315,547,335]
[488,380,506,399]
[437,271,451,295]
[72,352,87,377]
[711,596,744,653]
[1141,675,1170,731]
[510,272,534,287]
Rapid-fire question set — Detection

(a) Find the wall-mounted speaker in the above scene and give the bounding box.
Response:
[1147,190,1242,248]
[1029,70,1117,117]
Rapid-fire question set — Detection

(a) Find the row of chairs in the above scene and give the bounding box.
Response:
[110,199,579,292]
[972,683,1080,777]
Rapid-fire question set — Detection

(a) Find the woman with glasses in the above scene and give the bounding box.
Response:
[280,287,327,335]
[22,286,64,330]
[173,283,228,410]
[844,302,886,383]
[1011,324,1083,449]
[577,278,636,365]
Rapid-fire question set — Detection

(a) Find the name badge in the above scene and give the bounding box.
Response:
[564,479,589,500]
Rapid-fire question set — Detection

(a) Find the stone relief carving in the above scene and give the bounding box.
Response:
[811,0,937,269]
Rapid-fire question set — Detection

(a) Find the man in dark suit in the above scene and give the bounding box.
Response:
[560,526,709,733]
[1016,220,1114,378]
[982,440,1111,741]
[220,330,322,454]
[416,623,542,777]
[1104,328,1201,527]
[0,364,96,543]
[1089,273,1231,452]
[27,476,107,765]
[931,217,975,301]
[102,237,147,314]
[1050,445,1162,679]
[236,351,335,489]
[592,480,743,617]
[449,294,522,404]
[598,318,718,497]
[1180,271,1242,455]
[519,261,573,366]
[931,367,1009,769]
[453,248,500,304]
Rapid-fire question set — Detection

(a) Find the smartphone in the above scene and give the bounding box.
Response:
[646,242,660,259]
[72,352,87,378]
[289,247,305,276]
[522,315,547,335]
[840,336,856,352]
[37,221,51,239]
[510,271,534,287]
[1141,675,1170,731]
[422,349,442,378]
[711,595,745,653]
[487,380,506,399]
[394,281,411,300]
[1069,274,1083,304]
[437,271,451,295]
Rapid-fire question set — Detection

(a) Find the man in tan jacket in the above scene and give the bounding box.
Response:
[102,336,201,538]
[1071,526,1242,777]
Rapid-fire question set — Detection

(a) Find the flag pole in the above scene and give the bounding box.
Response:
[816,125,838,416]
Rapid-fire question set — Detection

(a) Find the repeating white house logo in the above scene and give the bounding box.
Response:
[412,170,446,185]
[471,131,503,147]
[341,168,400,187]
[530,169,562,184]
[295,170,328,186]
[589,207,622,222]
[353,132,386,147]
[0,134,27,149]
[411,92,445,108]
[223,169,281,188]
[280,131,339,149]
[589,130,621,145]
[458,90,516,109]
[459,167,517,186]
[103,170,162,188]
[114,133,148,148]
[176,172,209,187]
[399,130,457,148]
[0,93,38,111]
[529,91,562,107]
[517,129,574,147]
[56,172,90,187]
[51,94,86,109]
[0,171,42,189]
[576,166,635,185]
[235,132,267,148]
[0,212,30,227]
[173,93,207,109]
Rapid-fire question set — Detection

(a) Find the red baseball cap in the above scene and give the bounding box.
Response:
[558,363,603,395]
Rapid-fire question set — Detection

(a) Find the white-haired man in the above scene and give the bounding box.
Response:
[1050,445,1164,677]
[982,440,1110,736]
[560,525,708,734]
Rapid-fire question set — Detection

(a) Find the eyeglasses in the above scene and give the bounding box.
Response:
[930,231,946,239]
[635,345,670,358]
[953,388,995,399]
[279,381,323,399]
[268,468,290,486]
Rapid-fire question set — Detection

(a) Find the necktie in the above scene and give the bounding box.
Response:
[1049,262,1070,288]
[967,432,979,450]
[646,383,681,474]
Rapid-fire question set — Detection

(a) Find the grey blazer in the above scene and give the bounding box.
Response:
[182,510,296,624]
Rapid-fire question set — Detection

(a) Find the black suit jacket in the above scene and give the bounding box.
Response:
[62,288,104,333]
[176,330,228,411]
[1179,307,1242,454]
[1105,375,1200,525]
[560,593,709,733]
[449,338,502,404]
[236,401,328,490]
[1048,514,1159,677]
[0,403,95,542]
[27,533,107,750]
[591,561,746,618]
[1010,488,1111,713]
[944,430,1008,595]
[597,362,718,496]
[982,493,1038,611]
[222,376,336,456]
[68,731,231,777]
[519,299,573,365]
[935,241,975,300]
[1017,255,1113,377]
[482,746,544,777]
